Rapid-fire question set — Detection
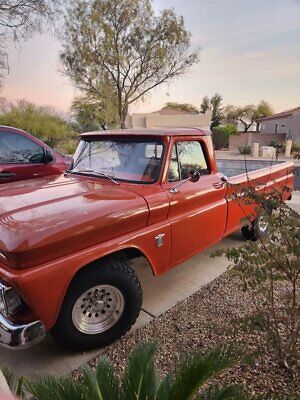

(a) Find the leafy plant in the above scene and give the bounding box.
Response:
[0,99,74,147]
[291,141,300,154]
[238,145,251,155]
[213,186,299,374]
[3,342,245,400]
[1,367,25,399]
[212,125,239,150]
[163,102,200,114]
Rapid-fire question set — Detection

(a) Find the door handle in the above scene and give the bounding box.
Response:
[213,181,226,189]
[0,172,16,179]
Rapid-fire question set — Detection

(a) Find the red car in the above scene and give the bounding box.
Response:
[0,126,68,183]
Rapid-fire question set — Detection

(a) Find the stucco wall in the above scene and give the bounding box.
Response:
[260,116,290,134]
[290,114,300,143]
[126,111,212,130]
[229,132,286,150]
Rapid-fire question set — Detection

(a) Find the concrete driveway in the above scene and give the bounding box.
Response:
[0,192,299,377]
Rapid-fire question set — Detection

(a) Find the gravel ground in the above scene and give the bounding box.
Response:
[73,272,299,399]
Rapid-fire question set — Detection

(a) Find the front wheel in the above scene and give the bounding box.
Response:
[51,258,142,351]
[241,212,269,241]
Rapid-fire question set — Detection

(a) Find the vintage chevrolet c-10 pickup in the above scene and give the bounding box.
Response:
[0,128,294,350]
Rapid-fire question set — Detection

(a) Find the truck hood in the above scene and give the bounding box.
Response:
[0,174,149,269]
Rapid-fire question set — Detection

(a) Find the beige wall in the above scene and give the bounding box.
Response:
[229,132,286,150]
[126,111,212,130]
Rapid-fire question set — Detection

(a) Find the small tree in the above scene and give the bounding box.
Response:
[200,95,211,114]
[224,101,273,132]
[210,93,223,129]
[60,0,199,128]
[214,185,299,373]
[199,94,223,128]
[163,102,199,114]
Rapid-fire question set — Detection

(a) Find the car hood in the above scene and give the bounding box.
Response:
[0,174,149,269]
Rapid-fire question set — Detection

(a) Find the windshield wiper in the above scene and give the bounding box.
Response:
[67,169,120,185]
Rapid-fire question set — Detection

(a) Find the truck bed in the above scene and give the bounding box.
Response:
[217,159,285,179]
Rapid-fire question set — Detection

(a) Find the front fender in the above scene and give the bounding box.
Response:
[0,220,171,330]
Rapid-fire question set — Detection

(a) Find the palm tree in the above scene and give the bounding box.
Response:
[5,342,246,400]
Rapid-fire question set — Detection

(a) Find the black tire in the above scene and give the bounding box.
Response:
[241,212,269,241]
[51,258,142,351]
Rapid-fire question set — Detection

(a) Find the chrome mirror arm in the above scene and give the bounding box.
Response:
[169,178,190,193]
[169,170,201,193]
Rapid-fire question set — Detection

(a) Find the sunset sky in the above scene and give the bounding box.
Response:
[2,0,300,115]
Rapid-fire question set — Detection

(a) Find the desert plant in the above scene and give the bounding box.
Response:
[0,99,74,147]
[214,186,299,374]
[3,342,245,400]
[1,367,25,399]
[238,145,251,155]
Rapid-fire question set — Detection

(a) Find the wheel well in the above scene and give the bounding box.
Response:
[72,248,152,282]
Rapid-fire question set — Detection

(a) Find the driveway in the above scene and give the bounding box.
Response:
[1,192,299,377]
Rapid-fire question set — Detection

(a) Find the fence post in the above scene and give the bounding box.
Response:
[285,140,293,157]
[252,143,259,158]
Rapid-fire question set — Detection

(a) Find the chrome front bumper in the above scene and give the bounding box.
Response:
[0,313,45,348]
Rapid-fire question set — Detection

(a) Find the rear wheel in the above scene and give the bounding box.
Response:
[51,258,142,351]
[241,213,269,241]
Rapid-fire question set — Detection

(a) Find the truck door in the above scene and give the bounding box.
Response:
[0,130,47,183]
[164,138,227,266]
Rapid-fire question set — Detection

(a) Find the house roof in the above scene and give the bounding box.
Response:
[257,106,300,122]
[80,127,211,138]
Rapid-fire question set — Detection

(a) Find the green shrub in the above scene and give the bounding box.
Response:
[291,141,300,153]
[238,145,251,155]
[3,342,245,400]
[212,125,239,150]
[224,124,239,136]
[0,99,75,147]
[56,139,79,155]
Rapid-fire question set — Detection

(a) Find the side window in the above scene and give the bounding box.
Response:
[0,131,45,164]
[167,145,180,181]
[168,141,209,181]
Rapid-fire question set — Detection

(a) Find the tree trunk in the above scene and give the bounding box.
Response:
[120,104,128,129]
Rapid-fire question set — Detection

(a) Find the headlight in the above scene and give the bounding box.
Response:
[0,282,22,316]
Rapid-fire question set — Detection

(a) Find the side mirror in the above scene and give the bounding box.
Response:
[189,170,200,183]
[170,170,200,194]
[44,149,54,164]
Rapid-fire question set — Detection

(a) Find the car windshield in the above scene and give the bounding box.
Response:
[70,138,164,184]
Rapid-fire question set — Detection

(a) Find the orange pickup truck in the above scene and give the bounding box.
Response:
[0,128,294,350]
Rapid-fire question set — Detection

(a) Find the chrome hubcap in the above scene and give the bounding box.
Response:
[258,215,268,232]
[72,285,124,334]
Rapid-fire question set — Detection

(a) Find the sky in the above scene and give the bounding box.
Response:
[1,0,300,114]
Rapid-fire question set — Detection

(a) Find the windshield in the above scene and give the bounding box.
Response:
[70,138,164,183]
